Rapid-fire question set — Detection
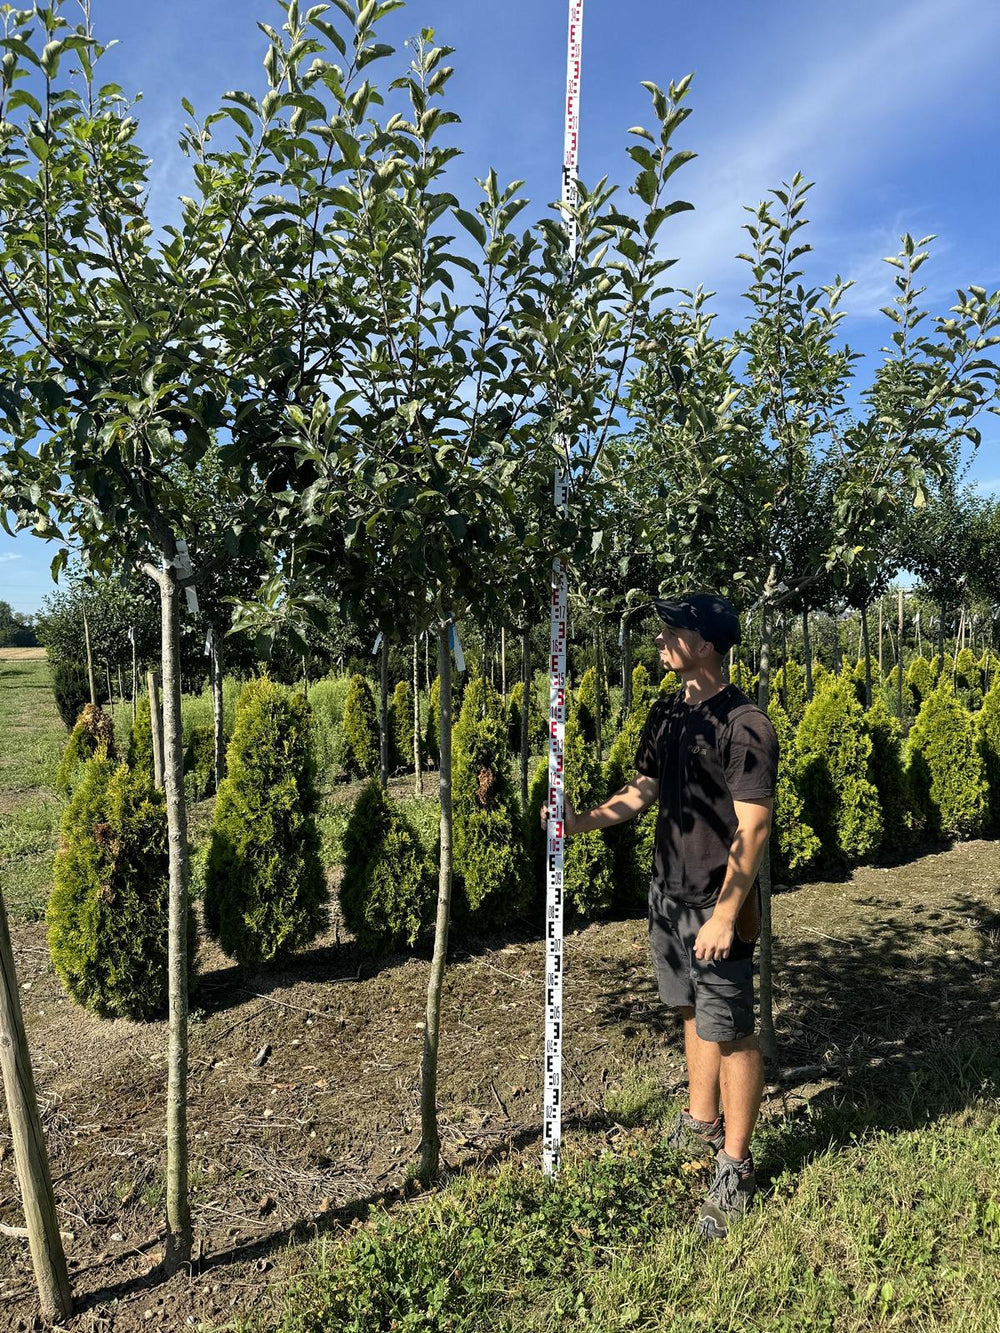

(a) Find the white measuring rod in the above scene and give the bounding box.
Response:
[543,0,583,1179]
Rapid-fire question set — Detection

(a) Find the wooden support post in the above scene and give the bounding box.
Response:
[897,589,904,720]
[0,890,72,1322]
[83,609,96,706]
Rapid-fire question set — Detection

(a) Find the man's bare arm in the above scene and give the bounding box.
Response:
[541,774,659,836]
[694,798,773,961]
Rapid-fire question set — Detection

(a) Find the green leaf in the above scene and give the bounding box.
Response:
[453,208,486,247]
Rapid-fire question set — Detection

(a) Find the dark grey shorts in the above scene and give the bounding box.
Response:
[648,892,758,1043]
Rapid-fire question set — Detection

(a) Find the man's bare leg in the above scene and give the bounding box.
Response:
[680,1006,722,1122]
[718,1033,764,1160]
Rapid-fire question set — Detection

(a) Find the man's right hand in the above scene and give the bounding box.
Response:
[540,793,579,836]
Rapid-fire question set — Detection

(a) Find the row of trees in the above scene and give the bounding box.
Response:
[0,0,998,1316]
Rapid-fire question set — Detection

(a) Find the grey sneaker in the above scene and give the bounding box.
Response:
[696,1151,757,1239]
[666,1107,726,1160]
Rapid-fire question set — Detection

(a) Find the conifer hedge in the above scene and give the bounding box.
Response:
[905,682,988,840]
[389,679,415,773]
[342,673,379,779]
[339,778,436,951]
[183,723,216,801]
[863,696,914,856]
[55,703,116,797]
[52,659,92,730]
[766,697,820,881]
[976,678,1000,830]
[602,708,656,909]
[575,667,605,745]
[308,674,353,782]
[204,678,327,968]
[904,655,937,716]
[48,758,185,1020]
[797,675,883,869]
[127,695,155,779]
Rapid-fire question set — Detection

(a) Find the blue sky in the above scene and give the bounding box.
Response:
[2,0,998,613]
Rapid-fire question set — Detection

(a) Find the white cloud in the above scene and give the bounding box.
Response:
[0,553,23,563]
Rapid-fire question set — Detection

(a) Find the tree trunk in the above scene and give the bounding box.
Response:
[594,626,603,762]
[501,627,507,697]
[897,589,904,721]
[938,608,946,667]
[621,614,633,712]
[156,564,192,1273]
[413,637,423,798]
[105,662,114,712]
[83,608,96,706]
[301,655,309,704]
[379,635,389,787]
[424,633,431,696]
[211,630,225,793]
[131,627,138,725]
[860,604,873,709]
[781,618,788,705]
[520,626,531,811]
[420,621,454,1183]
[755,575,778,1064]
[147,668,164,790]
[0,889,72,1322]
[117,663,124,711]
[878,598,884,675]
[802,608,813,700]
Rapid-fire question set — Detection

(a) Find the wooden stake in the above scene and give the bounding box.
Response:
[0,889,72,1321]
[83,609,96,706]
[147,668,164,790]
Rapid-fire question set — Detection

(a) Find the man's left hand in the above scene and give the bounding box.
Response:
[693,915,735,963]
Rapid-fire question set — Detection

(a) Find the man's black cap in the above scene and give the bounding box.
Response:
[653,592,742,653]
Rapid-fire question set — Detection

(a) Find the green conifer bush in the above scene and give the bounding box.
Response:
[127,695,155,779]
[575,667,604,745]
[602,707,656,909]
[658,670,682,697]
[797,675,883,869]
[630,663,654,712]
[526,706,615,918]
[905,681,988,840]
[767,697,821,882]
[730,656,756,697]
[339,778,436,951]
[452,679,525,922]
[954,647,983,711]
[204,678,327,968]
[976,678,1000,830]
[308,675,353,783]
[342,673,379,779]
[389,679,415,773]
[904,655,937,716]
[864,695,914,855]
[505,680,545,756]
[55,703,116,797]
[52,659,92,730]
[48,758,186,1020]
[778,659,808,723]
[425,675,443,767]
[183,723,216,801]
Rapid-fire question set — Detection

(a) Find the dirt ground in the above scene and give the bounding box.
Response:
[2,839,999,1331]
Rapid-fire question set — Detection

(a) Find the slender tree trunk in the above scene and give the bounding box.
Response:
[420,621,454,1183]
[802,608,813,700]
[878,598,884,675]
[755,572,778,1064]
[938,608,946,668]
[413,637,423,798]
[105,662,113,712]
[379,636,389,787]
[860,604,873,709]
[424,632,431,695]
[147,668,164,790]
[621,614,633,712]
[501,627,507,697]
[897,589,904,720]
[0,890,72,1322]
[594,626,604,762]
[83,608,96,706]
[156,564,192,1273]
[301,655,309,704]
[520,626,530,811]
[131,628,138,725]
[781,618,788,705]
[211,630,225,793]
[117,663,124,712]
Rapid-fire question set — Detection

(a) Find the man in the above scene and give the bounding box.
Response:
[542,592,778,1239]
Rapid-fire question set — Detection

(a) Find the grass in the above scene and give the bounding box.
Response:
[233,1040,1000,1333]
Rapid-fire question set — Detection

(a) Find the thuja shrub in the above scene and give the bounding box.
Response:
[52,659,91,730]
[630,662,654,711]
[904,655,937,716]
[864,695,914,856]
[309,675,353,782]
[342,673,379,779]
[797,675,883,869]
[424,674,444,767]
[575,666,607,745]
[527,706,614,918]
[453,679,525,923]
[778,659,808,723]
[183,722,216,802]
[339,778,436,951]
[976,678,1000,830]
[204,678,327,968]
[658,670,681,697]
[602,707,656,910]
[767,697,820,882]
[389,679,415,773]
[505,679,545,756]
[55,703,116,797]
[127,695,155,779]
[954,647,984,711]
[48,758,187,1020]
[730,655,755,697]
[905,681,988,841]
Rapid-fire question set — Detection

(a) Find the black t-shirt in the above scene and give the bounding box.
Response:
[633,684,779,908]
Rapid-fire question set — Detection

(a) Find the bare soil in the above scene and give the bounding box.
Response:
[2,840,999,1331]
